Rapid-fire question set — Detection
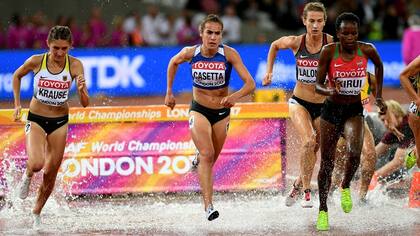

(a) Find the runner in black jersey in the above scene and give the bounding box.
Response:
[263,2,333,208]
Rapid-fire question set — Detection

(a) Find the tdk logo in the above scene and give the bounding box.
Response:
[81,55,146,89]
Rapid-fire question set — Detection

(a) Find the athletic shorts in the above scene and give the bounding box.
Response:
[288,95,324,120]
[189,100,230,125]
[321,99,364,126]
[27,111,69,135]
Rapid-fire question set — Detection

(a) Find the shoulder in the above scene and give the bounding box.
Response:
[325,33,334,43]
[273,34,303,50]
[68,55,84,69]
[178,45,197,59]
[222,44,241,62]
[322,42,336,53]
[222,44,237,54]
[358,41,377,53]
[26,54,44,66]
[20,53,44,71]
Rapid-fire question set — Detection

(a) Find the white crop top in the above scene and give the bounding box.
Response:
[33,53,73,106]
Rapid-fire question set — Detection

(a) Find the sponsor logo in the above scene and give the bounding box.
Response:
[334,70,366,78]
[38,78,71,89]
[297,59,318,67]
[334,63,344,67]
[219,111,226,115]
[299,55,308,58]
[192,61,226,70]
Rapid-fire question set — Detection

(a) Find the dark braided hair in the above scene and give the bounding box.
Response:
[335,12,360,31]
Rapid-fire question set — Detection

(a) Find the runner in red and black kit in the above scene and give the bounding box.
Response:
[314,12,386,231]
[263,2,333,208]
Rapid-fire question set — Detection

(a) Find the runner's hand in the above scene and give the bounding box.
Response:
[165,93,176,110]
[220,95,235,108]
[13,106,21,122]
[375,98,387,115]
[391,127,405,141]
[262,73,272,86]
[76,75,86,91]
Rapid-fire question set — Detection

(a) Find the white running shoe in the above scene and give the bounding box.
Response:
[191,152,199,172]
[32,213,41,230]
[285,183,301,207]
[300,189,313,208]
[17,174,32,200]
[206,204,219,221]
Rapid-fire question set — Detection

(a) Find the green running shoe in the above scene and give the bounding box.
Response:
[405,149,417,170]
[341,188,353,213]
[316,210,329,231]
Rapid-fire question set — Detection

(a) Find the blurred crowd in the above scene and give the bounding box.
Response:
[0,0,419,50]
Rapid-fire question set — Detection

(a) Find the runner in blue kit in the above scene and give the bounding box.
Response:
[12,25,89,230]
[164,14,255,221]
[263,2,333,208]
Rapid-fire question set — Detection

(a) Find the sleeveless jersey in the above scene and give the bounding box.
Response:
[294,33,328,84]
[328,44,368,96]
[190,45,232,90]
[33,53,72,106]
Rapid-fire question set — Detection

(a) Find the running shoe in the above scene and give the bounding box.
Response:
[206,204,219,221]
[341,188,353,213]
[405,149,417,170]
[33,213,41,230]
[316,210,329,231]
[285,181,301,207]
[191,152,199,172]
[17,174,32,200]
[368,173,379,191]
[300,189,313,208]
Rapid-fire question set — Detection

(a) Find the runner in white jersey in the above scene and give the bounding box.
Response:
[262,2,333,208]
[12,25,89,230]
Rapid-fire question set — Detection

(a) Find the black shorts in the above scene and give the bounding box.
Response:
[321,99,364,126]
[27,111,69,135]
[288,95,324,120]
[189,100,230,125]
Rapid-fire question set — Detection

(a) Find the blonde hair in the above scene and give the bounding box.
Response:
[384,100,406,117]
[302,2,327,21]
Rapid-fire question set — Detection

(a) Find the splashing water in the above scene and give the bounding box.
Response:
[1,183,419,235]
[1,153,419,235]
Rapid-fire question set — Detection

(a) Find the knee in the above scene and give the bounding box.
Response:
[302,137,317,152]
[199,149,215,164]
[30,161,44,173]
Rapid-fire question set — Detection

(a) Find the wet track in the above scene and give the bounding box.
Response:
[0,189,419,235]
